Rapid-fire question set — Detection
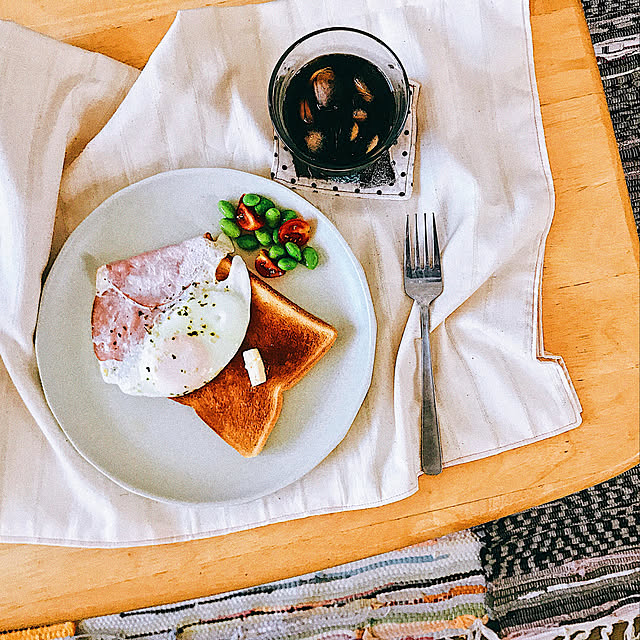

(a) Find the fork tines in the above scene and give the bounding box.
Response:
[405,212,441,277]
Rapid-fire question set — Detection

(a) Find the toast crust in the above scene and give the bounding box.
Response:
[173,262,337,456]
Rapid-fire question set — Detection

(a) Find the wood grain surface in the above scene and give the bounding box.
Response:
[0,0,638,631]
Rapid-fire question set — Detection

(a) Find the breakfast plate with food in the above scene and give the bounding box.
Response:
[36,168,376,505]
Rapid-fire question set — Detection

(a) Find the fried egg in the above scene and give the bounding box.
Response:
[94,237,251,398]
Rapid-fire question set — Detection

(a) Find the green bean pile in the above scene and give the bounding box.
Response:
[217,194,319,278]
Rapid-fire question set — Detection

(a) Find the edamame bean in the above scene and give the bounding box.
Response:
[218,200,236,219]
[242,193,260,207]
[236,234,260,250]
[265,207,281,228]
[254,197,275,216]
[219,218,241,238]
[282,210,298,222]
[302,246,319,269]
[272,228,281,244]
[278,257,298,271]
[255,228,272,246]
[285,241,302,261]
[269,245,286,260]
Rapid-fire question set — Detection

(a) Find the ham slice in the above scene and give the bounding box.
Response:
[91,289,157,361]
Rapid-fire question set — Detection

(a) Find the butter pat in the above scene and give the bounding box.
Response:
[243,348,266,386]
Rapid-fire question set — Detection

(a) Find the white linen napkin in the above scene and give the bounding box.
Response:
[0,0,581,546]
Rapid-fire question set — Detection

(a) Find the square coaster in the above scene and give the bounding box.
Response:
[271,80,420,200]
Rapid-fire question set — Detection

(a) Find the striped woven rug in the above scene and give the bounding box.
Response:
[77,530,495,640]
[473,466,640,640]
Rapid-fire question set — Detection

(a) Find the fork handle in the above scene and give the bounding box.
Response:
[419,305,443,475]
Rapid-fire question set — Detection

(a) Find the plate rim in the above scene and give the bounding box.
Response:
[36,167,377,506]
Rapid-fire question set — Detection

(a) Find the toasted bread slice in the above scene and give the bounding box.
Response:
[173,259,337,457]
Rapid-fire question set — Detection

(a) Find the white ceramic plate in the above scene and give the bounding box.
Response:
[36,168,376,505]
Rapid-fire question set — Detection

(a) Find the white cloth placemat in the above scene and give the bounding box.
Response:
[0,0,581,547]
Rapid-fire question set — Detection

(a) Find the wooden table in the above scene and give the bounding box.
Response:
[0,0,638,631]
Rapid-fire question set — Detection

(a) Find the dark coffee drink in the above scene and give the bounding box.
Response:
[282,53,395,168]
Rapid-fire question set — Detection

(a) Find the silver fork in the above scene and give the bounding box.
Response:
[404,213,444,475]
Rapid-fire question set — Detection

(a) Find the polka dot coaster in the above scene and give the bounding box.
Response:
[271,81,420,200]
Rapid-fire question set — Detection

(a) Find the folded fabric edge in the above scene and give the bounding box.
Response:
[441,414,583,467]
[0,483,420,548]
[521,0,582,425]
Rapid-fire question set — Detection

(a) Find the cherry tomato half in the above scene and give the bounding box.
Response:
[277,218,311,246]
[236,199,264,231]
[255,249,286,278]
